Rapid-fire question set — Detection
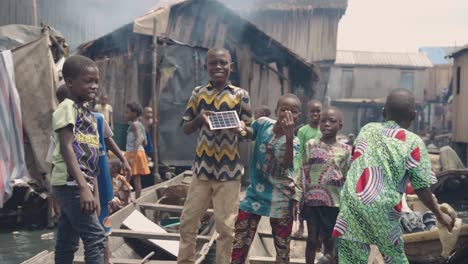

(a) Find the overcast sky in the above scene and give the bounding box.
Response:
[337,0,468,52]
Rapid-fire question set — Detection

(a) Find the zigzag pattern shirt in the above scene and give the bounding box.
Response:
[183,82,253,181]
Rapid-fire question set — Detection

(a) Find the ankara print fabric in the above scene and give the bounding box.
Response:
[332,121,433,246]
[240,117,301,218]
[302,138,352,207]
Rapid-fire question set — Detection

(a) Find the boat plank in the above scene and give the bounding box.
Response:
[249,256,305,264]
[73,256,176,264]
[258,231,307,241]
[139,203,213,214]
[111,229,211,242]
[403,224,468,243]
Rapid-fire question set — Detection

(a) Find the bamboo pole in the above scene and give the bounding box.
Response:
[31,0,37,26]
[151,18,162,183]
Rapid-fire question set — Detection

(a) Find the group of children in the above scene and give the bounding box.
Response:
[178,47,453,264]
[49,48,453,264]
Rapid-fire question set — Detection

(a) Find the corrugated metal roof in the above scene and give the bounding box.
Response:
[419,46,460,64]
[222,0,348,11]
[449,44,468,58]
[335,50,433,68]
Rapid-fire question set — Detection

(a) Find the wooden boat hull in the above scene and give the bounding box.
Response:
[247,218,468,264]
[403,225,468,264]
[23,171,217,264]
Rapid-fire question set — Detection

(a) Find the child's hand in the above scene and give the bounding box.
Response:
[122,159,132,179]
[80,187,97,215]
[231,121,247,136]
[95,197,101,216]
[197,110,214,127]
[291,200,298,221]
[280,111,295,139]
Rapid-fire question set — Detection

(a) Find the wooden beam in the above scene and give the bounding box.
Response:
[73,256,176,264]
[249,256,305,264]
[139,203,213,214]
[111,229,211,242]
[258,231,307,241]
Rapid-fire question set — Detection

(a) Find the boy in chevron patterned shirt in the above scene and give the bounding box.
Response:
[51,55,105,263]
[333,89,453,263]
[178,47,253,264]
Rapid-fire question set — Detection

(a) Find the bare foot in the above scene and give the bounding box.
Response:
[292,225,304,238]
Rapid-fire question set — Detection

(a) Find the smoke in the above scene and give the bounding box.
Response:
[32,0,292,50]
[36,0,161,50]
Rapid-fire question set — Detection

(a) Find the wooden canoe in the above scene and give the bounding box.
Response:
[23,171,217,264]
[247,218,468,264]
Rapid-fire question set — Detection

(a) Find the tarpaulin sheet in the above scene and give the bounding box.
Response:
[12,33,57,185]
[0,50,28,207]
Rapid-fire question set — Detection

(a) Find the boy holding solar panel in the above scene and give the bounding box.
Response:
[178,47,253,264]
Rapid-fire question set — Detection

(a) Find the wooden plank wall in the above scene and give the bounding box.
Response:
[0,0,34,26]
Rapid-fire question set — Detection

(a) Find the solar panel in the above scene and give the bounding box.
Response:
[208,111,241,130]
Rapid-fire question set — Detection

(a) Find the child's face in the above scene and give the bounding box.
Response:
[99,95,108,104]
[276,98,301,123]
[68,66,99,102]
[205,51,231,84]
[254,108,265,119]
[308,103,322,125]
[144,108,153,120]
[124,106,137,121]
[320,109,342,138]
[110,165,121,177]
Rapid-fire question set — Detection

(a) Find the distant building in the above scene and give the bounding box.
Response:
[420,46,460,101]
[226,0,348,99]
[449,45,468,164]
[328,50,433,102]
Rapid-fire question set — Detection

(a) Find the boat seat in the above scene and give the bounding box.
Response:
[111,229,211,242]
[122,210,180,257]
[139,203,213,214]
[258,231,307,241]
[249,256,305,264]
[73,256,176,264]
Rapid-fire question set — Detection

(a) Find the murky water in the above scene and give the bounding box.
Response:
[0,228,55,264]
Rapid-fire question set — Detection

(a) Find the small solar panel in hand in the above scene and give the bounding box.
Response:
[208,111,241,130]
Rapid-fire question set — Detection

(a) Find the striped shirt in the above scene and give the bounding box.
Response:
[183,82,253,181]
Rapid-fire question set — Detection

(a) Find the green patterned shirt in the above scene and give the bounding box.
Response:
[333,121,434,247]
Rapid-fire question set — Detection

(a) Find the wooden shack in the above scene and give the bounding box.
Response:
[224,0,348,98]
[450,45,468,164]
[78,0,320,167]
[328,50,433,102]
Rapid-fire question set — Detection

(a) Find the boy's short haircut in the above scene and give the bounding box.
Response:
[126,102,143,117]
[62,55,97,80]
[276,93,301,109]
[56,84,70,103]
[307,99,322,108]
[109,158,122,171]
[206,47,232,62]
[260,105,271,117]
[322,106,343,121]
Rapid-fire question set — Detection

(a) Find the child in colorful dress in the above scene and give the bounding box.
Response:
[124,102,150,199]
[301,107,351,264]
[231,94,302,264]
[293,99,322,238]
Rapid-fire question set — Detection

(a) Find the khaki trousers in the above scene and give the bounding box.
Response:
[177,176,241,264]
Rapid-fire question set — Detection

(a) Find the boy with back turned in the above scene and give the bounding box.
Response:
[333,89,454,263]
[51,55,105,263]
[178,47,253,264]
